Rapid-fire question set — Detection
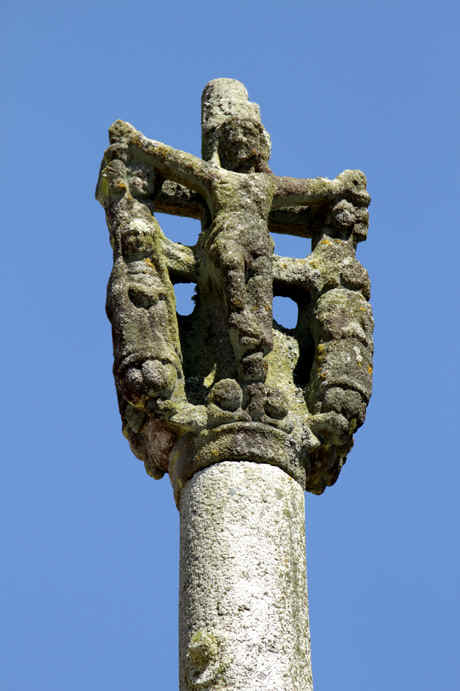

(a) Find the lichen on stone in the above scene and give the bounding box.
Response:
[96,78,374,498]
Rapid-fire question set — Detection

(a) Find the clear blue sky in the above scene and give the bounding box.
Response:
[2,1,459,689]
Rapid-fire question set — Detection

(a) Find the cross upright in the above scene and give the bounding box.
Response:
[96,78,373,690]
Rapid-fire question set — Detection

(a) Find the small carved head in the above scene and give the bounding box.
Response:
[121,220,155,260]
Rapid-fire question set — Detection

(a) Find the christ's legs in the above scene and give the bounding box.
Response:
[209,229,273,384]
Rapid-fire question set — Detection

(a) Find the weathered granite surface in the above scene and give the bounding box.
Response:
[179,462,312,690]
[96,78,373,500]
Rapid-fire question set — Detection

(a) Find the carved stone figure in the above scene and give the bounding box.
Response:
[96,78,373,500]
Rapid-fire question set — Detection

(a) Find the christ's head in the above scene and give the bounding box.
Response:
[217,118,271,173]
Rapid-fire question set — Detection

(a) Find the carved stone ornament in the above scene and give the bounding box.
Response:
[96,78,373,504]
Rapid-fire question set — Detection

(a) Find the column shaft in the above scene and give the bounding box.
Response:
[179,461,313,690]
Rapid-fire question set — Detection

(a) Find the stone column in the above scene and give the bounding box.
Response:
[96,77,373,691]
[178,461,312,691]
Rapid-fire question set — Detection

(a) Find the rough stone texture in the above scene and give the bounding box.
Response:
[96,78,374,691]
[179,462,312,691]
[96,78,373,497]
[201,78,271,166]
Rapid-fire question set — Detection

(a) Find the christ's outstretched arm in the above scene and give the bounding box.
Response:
[110,120,218,202]
[272,169,369,210]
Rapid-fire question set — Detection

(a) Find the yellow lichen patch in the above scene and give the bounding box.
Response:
[204,364,217,388]
[317,343,326,362]
[367,365,373,375]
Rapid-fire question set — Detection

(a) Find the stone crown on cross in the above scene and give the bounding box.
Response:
[96,78,373,502]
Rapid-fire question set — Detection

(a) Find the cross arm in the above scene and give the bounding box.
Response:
[154,181,204,220]
[269,206,318,238]
[273,255,315,296]
[160,232,197,284]
[154,181,320,238]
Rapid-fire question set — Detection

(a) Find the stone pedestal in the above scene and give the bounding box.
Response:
[179,462,313,691]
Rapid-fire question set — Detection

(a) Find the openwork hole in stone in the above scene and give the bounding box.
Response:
[273,296,298,329]
[175,283,196,316]
[156,213,200,246]
[273,233,311,259]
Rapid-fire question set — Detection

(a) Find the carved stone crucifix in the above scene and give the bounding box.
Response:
[96,79,373,690]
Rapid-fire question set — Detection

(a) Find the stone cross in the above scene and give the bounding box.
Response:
[96,78,373,690]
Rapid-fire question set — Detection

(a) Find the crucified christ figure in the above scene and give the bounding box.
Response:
[97,79,374,494]
[110,117,369,416]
